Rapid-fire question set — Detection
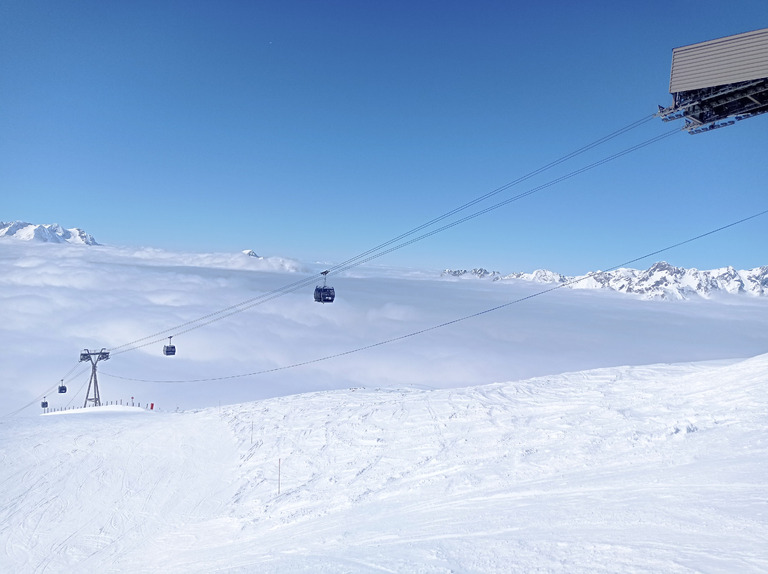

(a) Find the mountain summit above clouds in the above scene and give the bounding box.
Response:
[0,221,99,245]
[443,261,768,300]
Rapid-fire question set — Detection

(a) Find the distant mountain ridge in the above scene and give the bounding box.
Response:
[0,221,99,245]
[442,261,768,300]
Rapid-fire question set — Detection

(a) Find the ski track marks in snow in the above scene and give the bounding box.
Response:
[1,356,767,573]
[0,409,239,573]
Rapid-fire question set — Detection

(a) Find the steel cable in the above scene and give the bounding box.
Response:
[109,116,671,355]
[101,207,768,384]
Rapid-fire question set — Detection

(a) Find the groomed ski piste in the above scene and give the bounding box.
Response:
[2,354,766,573]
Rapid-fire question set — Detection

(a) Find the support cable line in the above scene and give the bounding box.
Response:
[60,362,83,382]
[322,114,657,276]
[3,382,63,418]
[2,365,90,418]
[65,372,95,410]
[20,113,674,409]
[110,114,658,355]
[329,127,681,276]
[109,273,324,354]
[101,207,768,385]
[108,119,677,357]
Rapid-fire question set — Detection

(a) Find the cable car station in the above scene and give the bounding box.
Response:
[657,27,768,133]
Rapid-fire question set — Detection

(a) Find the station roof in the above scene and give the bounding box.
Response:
[670,28,768,93]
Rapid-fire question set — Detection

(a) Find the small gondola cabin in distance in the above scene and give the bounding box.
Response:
[658,27,768,134]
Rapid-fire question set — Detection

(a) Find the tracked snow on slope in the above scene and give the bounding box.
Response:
[2,355,767,572]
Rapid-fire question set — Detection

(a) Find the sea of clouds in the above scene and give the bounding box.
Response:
[2,240,768,415]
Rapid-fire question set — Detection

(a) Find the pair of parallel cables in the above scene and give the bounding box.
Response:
[11,114,765,409]
[109,114,669,357]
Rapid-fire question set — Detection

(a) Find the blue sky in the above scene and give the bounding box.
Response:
[1,1,766,275]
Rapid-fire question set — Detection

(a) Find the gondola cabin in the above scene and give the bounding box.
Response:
[314,285,335,303]
[163,336,176,356]
[41,399,48,409]
[58,384,67,393]
[314,270,335,303]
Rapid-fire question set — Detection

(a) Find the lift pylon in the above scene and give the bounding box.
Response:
[79,348,110,407]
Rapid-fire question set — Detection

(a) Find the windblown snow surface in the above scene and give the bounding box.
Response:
[2,355,767,572]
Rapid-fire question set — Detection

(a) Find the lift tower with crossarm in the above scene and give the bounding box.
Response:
[80,348,110,407]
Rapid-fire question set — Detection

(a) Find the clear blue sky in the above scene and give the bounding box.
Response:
[1,1,766,275]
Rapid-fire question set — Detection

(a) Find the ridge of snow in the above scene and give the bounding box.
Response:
[0,221,99,245]
[443,261,768,300]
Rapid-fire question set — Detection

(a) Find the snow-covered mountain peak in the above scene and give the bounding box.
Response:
[441,267,501,280]
[442,261,768,300]
[0,221,98,245]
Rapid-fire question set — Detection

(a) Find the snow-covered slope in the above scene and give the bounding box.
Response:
[2,355,767,572]
[0,221,98,245]
[444,261,768,299]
